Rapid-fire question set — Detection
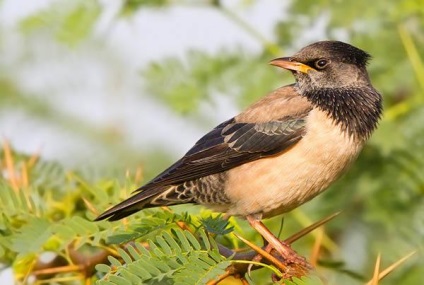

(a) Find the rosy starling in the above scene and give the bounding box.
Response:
[96,41,382,264]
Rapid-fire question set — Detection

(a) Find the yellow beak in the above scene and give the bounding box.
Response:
[269,57,316,74]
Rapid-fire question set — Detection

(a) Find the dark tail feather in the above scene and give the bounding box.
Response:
[94,188,161,221]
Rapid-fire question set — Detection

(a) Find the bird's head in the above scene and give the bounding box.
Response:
[270,41,372,94]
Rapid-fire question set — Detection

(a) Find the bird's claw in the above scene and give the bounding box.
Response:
[252,241,312,279]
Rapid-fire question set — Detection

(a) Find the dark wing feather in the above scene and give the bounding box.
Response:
[139,117,307,190]
[95,116,307,221]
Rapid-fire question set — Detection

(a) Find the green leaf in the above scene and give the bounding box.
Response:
[162,231,182,253]
[19,0,100,46]
[119,268,143,284]
[184,230,201,250]
[11,217,51,255]
[127,263,152,280]
[108,256,122,268]
[97,227,229,284]
[126,244,141,260]
[200,214,234,235]
[117,248,133,265]
[95,263,111,273]
[173,229,191,252]
[108,275,132,285]
[106,215,183,244]
[155,235,172,256]
[121,0,169,16]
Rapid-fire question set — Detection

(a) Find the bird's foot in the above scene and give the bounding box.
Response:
[251,241,312,278]
[246,214,312,278]
[272,241,311,269]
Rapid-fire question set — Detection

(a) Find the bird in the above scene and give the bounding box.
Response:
[95,41,382,268]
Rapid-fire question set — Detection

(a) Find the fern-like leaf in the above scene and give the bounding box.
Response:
[97,229,229,285]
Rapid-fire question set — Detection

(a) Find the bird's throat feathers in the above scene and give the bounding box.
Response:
[300,86,382,139]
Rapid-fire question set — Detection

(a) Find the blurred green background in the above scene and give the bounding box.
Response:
[0,0,423,284]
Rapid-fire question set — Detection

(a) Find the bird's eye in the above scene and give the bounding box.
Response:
[315,59,329,69]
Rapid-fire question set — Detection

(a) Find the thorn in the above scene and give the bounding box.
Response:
[371,253,381,285]
[365,251,416,285]
[285,212,340,244]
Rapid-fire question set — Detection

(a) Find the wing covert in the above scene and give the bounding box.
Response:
[136,116,307,192]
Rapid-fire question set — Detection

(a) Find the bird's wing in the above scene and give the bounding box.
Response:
[138,116,307,191]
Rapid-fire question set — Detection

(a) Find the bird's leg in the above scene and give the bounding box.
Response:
[246,214,295,258]
[246,214,312,273]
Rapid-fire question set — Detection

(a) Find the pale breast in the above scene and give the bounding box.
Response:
[225,108,365,217]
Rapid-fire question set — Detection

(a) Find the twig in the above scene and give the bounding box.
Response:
[234,233,288,274]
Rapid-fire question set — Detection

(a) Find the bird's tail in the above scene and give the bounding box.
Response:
[94,186,166,221]
[94,184,194,221]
